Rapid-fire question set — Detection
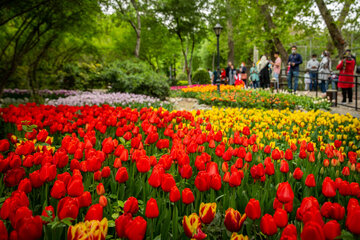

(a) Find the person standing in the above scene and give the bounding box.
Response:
[318,50,331,93]
[306,54,319,91]
[225,61,232,85]
[212,68,220,85]
[337,52,356,103]
[240,62,247,86]
[258,55,270,89]
[272,52,282,90]
[250,63,259,89]
[208,68,213,82]
[229,64,236,85]
[287,46,303,93]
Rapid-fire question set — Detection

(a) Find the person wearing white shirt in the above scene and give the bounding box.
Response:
[306,54,319,91]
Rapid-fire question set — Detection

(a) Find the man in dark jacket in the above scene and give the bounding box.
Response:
[287,46,303,92]
[225,61,232,85]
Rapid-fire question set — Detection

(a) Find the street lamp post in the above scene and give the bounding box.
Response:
[213,23,223,93]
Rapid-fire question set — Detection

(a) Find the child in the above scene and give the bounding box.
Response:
[304,71,311,91]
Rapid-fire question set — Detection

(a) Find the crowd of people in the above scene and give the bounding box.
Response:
[209,46,358,104]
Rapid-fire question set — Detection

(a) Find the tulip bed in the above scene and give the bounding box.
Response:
[0,103,359,240]
[172,85,331,111]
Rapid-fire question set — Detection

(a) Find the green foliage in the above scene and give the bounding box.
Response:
[105,59,170,100]
[177,81,188,86]
[177,72,188,82]
[60,63,104,90]
[192,68,210,84]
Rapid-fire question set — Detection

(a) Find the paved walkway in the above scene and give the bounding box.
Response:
[170,95,360,119]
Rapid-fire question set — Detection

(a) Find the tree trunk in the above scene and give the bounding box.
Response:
[314,0,347,57]
[131,0,141,58]
[135,29,141,58]
[259,3,289,63]
[188,37,195,84]
[227,18,234,64]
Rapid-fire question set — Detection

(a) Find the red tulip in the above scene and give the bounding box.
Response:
[96,183,105,195]
[18,178,32,194]
[136,157,151,173]
[115,167,128,183]
[274,208,288,228]
[229,171,242,187]
[322,178,336,198]
[57,197,79,220]
[224,208,246,232]
[99,195,107,207]
[145,198,159,218]
[85,204,103,221]
[265,162,275,175]
[182,188,194,205]
[115,213,132,238]
[101,166,111,178]
[180,164,193,179]
[293,167,303,180]
[260,214,277,236]
[148,172,162,188]
[15,215,43,240]
[125,216,147,240]
[67,175,84,197]
[4,167,25,187]
[0,139,10,152]
[0,220,8,239]
[346,205,360,235]
[242,126,250,135]
[272,149,281,160]
[210,174,222,191]
[29,170,44,188]
[323,220,340,240]
[281,224,297,240]
[276,182,294,203]
[347,198,359,213]
[194,171,210,192]
[280,160,289,173]
[301,221,325,240]
[169,186,181,202]
[284,149,293,160]
[161,173,176,192]
[156,139,169,149]
[124,197,139,215]
[77,191,92,208]
[264,145,271,154]
[50,180,66,199]
[245,199,261,220]
[305,174,316,187]
[342,166,350,176]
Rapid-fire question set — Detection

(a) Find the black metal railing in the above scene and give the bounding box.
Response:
[279,68,360,111]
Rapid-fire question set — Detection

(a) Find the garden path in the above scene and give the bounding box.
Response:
[169,96,360,118]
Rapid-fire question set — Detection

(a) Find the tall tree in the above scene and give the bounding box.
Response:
[314,0,354,56]
[157,0,208,84]
[113,0,142,58]
[257,1,288,62]
[0,0,100,95]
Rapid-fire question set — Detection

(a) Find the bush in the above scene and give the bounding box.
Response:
[61,62,103,90]
[177,72,188,82]
[177,80,188,86]
[103,59,170,100]
[193,68,210,84]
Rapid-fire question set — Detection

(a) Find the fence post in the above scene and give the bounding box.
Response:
[356,76,358,111]
[315,71,318,98]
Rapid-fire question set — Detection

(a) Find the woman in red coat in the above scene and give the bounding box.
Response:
[337,53,355,103]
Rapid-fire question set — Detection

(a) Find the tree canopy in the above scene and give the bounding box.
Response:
[0,0,359,92]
